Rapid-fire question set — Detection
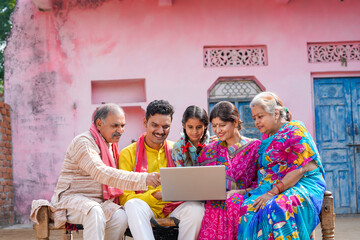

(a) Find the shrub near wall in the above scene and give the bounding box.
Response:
[0,102,14,226]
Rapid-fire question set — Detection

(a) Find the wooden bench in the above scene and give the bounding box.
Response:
[33,207,179,240]
[33,190,335,240]
[319,190,336,239]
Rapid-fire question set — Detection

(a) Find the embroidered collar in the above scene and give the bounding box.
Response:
[179,132,210,153]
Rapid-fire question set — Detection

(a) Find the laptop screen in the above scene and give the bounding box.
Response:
[160,165,226,201]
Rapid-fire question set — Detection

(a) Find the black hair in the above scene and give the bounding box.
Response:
[145,100,174,121]
[209,101,242,130]
[182,105,209,166]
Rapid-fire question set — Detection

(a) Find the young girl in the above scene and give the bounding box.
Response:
[197,101,261,240]
[171,105,210,167]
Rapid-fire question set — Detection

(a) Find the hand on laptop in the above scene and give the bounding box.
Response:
[152,190,162,200]
[226,189,246,199]
[146,172,161,188]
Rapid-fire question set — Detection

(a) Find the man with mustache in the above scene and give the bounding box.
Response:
[31,103,160,240]
[118,100,204,240]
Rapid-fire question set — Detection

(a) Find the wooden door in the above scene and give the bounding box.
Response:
[350,79,360,212]
[314,77,360,213]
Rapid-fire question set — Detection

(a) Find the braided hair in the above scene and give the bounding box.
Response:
[182,105,209,166]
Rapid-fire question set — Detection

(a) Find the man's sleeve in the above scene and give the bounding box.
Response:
[118,146,161,206]
[72,136,148,191]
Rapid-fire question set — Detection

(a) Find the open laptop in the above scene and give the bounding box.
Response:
[160,165,226,201]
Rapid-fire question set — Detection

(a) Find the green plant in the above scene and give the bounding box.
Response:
[0,0,16,97]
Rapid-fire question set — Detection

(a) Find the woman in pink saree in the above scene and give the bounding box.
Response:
[197,101,261,240]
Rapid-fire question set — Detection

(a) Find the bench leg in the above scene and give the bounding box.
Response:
[320,191,335,240]
[34,206,50,240]
[62,229,73,240]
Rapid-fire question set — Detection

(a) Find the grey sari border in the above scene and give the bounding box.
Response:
[228,140,255,159]
[198,158,218,166]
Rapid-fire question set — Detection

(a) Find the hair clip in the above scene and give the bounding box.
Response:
[268,92,281,106]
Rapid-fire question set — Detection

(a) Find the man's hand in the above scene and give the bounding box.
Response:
[146,172,161,188]
[152,190,162,200]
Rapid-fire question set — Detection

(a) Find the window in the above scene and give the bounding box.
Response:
[208,76,264,139]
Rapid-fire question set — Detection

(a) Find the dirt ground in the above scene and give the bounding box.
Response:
[0,215,359,240]
[0,226,135,240]
[0,228,83,240]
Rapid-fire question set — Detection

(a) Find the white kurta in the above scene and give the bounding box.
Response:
[31,131,148,228]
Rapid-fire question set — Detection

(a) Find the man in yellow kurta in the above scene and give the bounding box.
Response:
[119,100,204,240]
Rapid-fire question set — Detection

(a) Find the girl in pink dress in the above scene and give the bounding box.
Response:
[198,101,260,240]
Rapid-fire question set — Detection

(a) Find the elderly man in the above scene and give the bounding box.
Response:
[32,103,160,240]
[119,100,204,240]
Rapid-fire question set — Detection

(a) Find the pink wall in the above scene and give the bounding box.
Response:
[4,0,360,223]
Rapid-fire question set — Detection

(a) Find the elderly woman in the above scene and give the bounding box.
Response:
[238,92,326,240]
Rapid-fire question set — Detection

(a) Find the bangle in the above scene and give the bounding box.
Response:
[274,184,281,194]
[267,191,276,196]
[278,181,285,192]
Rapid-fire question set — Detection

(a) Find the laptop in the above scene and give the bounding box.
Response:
[160,165,226,201]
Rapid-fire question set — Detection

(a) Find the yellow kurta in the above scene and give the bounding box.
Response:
[119,141,174,218]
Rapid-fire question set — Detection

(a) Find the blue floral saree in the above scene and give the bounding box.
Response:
[238,120,326,240]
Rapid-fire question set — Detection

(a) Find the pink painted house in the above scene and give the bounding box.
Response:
[4,0,360,223]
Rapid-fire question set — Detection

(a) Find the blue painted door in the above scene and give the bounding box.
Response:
[350,79,360,212]
[314,77,360,214]
[209,101,260,140]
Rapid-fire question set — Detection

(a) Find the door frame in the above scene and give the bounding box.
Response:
[312,72,360,214]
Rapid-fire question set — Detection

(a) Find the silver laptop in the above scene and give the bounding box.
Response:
[160,165,226,201]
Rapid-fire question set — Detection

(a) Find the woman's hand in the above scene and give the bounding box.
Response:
[226,189,246,198]
[209,135,218,142]
[252,192,274,212]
